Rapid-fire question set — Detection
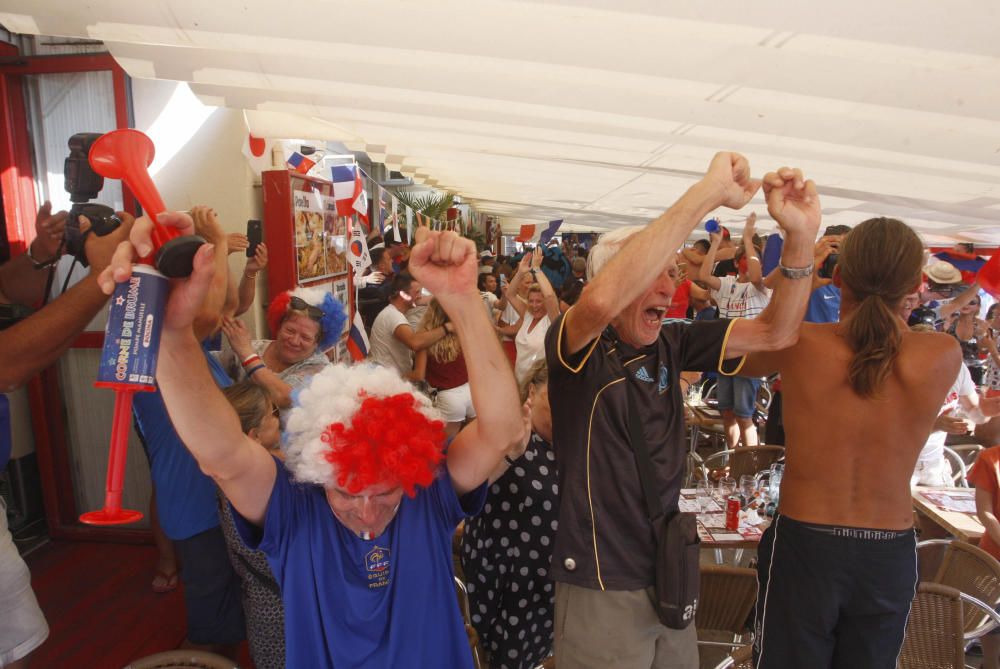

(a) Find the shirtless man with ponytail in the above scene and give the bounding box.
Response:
[741,217,962,669]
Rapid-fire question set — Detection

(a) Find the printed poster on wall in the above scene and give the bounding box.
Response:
[294,191,350,283]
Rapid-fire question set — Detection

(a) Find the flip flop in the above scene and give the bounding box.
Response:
[152,569,179,593]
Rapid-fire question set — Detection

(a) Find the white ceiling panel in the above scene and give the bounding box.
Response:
[8,0,1000,240]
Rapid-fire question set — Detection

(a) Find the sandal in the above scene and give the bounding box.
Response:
[152,569,179,593]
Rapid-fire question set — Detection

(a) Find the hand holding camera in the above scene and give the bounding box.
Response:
[63,133,123,268]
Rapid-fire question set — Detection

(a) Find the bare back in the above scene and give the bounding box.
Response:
[747,323,961,529]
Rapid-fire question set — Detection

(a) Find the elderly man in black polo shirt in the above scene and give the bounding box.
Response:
[545,153,821,669]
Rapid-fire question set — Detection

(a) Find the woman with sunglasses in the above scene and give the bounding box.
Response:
[945,291,989,386]
[221,286,346,416]
[218,380,285,669]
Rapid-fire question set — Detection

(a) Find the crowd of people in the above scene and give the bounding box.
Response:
[5,150,1000,669]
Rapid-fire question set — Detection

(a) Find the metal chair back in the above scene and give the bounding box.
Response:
[941,446,969,487]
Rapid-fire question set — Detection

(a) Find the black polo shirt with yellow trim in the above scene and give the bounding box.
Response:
[545,312,743,591]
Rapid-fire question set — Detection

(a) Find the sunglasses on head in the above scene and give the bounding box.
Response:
[289,296,324,321]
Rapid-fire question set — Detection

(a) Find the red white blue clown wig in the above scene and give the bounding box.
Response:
[283,364,446,496]
[266,286,347,351]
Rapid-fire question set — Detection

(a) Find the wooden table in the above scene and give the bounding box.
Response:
[679,488,768,549]
[912,487,983,543]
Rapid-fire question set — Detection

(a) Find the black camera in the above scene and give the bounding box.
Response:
[819,253,838,280]
[63,132,121,267]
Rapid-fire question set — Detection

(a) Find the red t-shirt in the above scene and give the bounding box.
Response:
[426,352,468,390]
[967,445,1000,561]
[665,279,692,320]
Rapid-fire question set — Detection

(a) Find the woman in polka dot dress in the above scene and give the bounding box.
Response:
[461,361,559,669]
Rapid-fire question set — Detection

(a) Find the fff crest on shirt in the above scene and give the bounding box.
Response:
[365,545,391,589]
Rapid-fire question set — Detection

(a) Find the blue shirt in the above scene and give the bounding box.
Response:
[235,461,485,669]
[804,284,841,324]
[761,233,783,277]
[133,348,232,540]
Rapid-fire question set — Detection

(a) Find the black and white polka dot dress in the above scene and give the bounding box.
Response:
[461,432,559,669]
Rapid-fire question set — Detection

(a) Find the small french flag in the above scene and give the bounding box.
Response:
[331,165,357,216]
[286,152,316,174]
[352,170,369,225]
[515,224,537,243]
[538,219,563,245]
[347,310,370,362]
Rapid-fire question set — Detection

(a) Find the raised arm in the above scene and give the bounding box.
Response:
[939,282,981,319]
[0,215,132,391]
[407,229,524,496]
[742,213,764,289]
[236,242,268,316]
[698,233,724,291]
[0,202,67,306]
[529,248,561,320]
[564,152,760,354]
[504,253,533,318]
[727,168,821,362]
[100,212,276,525]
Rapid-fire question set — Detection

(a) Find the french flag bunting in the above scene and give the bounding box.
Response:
[347,310,370,362]
[352,170,369,225]
[406,206,414,243]
[515,224,538,243]
[538,219,563,245]
[286,152,315,174]
[331,165,357,216]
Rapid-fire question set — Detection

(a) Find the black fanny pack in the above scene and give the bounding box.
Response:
[619,351,700,629]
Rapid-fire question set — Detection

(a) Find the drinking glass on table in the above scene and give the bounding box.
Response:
[739,475,755,507]
[696,480,714,513]
[769,464,783,501]
[718,475,736,502]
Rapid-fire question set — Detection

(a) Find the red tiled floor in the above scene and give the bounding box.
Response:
[25,540,252,668]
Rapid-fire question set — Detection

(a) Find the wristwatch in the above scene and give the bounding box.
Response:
[778,261,814,280]
[27,243,59,270]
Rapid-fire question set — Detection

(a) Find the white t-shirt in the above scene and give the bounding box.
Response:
[499,298,523,342]
[514,314,552,384]
[711,276,771,320]
[917,364,976,464]
[370,304,414,375]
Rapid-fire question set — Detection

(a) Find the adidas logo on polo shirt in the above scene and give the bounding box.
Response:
[635,367,654,383]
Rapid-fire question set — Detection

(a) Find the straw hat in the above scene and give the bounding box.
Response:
[925,261,962,285]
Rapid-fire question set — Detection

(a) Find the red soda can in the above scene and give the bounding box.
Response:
[725,496,741,531]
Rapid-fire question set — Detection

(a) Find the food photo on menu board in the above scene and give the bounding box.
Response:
[294,190,331,282]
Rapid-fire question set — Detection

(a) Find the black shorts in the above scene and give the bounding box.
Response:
[174,525,246,645]
[753,514,917,669]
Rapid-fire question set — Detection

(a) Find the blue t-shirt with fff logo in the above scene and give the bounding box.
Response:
[234,460,486,669]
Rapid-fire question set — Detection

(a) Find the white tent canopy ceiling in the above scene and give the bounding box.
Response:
[5,1,1000,240]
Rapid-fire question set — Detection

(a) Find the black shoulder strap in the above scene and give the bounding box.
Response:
[615,346,664,523]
